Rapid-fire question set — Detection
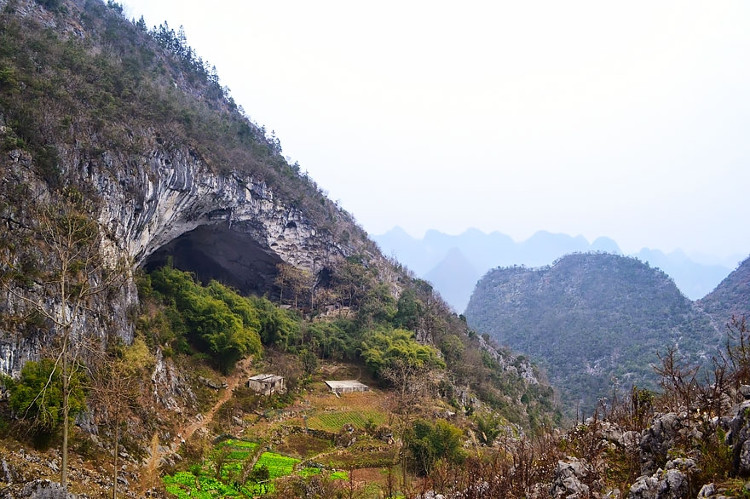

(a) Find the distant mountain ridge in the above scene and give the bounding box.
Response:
[464,252,743,417]
[374,227,740,311]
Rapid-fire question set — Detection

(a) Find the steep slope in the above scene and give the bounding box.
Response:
[465,253,721,417]
[697,255,750,330]
[0,0,557,442]
[0,0,381,374]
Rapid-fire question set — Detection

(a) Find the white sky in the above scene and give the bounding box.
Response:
[120,1,750,258]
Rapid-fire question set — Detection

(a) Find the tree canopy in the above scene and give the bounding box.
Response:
[7,358,86,436]
[145,266,264,372]
[360,328,445,376]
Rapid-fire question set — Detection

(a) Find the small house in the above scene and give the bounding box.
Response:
[248,374,285,396]
[325,380,369,394]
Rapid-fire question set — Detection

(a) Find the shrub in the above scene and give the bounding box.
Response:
[8,358,86,440]
[404,419,465,475]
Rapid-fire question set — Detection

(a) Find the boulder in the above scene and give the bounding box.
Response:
[657,469,689,498]
[551,457,592,499]
[17,480,79,498]
[724,400,750,476]
[629,462,692,499]
[629,474,659,499]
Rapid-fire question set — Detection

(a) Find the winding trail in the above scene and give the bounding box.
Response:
[172,356,254,449]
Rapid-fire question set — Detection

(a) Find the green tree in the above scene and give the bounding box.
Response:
[8,358,86,440]
[404,419,465,476]
[1,196,126,487]
[299,349,318,376]
[357,282,397,327]
[473,412,503,445]
[149,267,262,372]
[395,289,423,331]
[360,328,445,376]
[440,334,465,366]
[361,328,445,414]
[248,295,301,349]
[305,320,357,360]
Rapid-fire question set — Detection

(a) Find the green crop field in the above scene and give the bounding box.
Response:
[164,439,275,497]
[163,471,242,498]
[306,410,386,432]
[254,452,300,479]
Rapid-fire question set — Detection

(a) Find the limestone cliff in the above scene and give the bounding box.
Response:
[0,0,558,440]
[0,0,384,376]
[1,137,370,375]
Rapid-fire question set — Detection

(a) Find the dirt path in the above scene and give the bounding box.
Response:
[172,356,254,449]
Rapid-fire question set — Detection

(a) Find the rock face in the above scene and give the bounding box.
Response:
[18,479,79,499]
[0,137,368,377]
[639,412,690,476]
[621,387,750,499]
[0,0,382,377]
[551,458,595,498]
[96,147,338,271]
[628,468,689,499]
[93,144,348,292]
[725,396,750,477]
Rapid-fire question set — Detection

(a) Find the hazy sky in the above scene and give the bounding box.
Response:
[120,1,750,258]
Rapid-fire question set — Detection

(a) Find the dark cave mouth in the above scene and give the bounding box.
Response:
[143,223,283,296]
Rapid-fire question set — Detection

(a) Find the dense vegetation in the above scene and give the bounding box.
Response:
[2,358,86,446]
[698,256,750,330]
[0,0,553,494]
[138,266,265,372]
[136,263,558,430]
[0,0,370,250]
[466,253,722,417]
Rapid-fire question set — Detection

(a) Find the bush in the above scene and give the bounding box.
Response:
[145,266,264,372]
[404,418,465,475]
[360,328,444,377]
[8,358,86,440]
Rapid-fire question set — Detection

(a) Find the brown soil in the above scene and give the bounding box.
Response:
[172,356,254,449]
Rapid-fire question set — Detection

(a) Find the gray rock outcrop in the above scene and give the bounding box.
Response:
[551,457,594,498]
[0,136,381,378]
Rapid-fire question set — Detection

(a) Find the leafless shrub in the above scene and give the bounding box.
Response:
[654,346,699,413]
[727,316,750,387]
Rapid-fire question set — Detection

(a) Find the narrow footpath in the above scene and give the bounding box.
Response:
[172,356,254,449]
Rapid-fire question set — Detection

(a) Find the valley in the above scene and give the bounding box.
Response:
[0,0,749,498]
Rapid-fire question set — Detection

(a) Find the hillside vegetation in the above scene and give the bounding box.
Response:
[374,227,735,312]
[466,253,723,417]
[0,0,558,496]
[0,0,370,254]
[698,256,750,330]
[4,0,750,497]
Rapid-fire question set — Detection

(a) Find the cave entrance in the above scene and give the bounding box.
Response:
[143,222,282,296]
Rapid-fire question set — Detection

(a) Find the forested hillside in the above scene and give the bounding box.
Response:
[465,253,723,417]
[697,256,750,330]
[0,0,559,495]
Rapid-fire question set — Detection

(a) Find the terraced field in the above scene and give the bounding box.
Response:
[164,379,406,497]
[307,409,387,432]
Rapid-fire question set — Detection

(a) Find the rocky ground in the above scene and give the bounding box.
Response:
[0,443,143,498]
[546,386,750,499]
